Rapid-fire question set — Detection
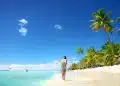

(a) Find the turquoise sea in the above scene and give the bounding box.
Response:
[0,71,58,86]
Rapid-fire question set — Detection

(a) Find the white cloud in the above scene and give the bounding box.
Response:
[19,27,27,36]
[54,24,63,30]
[18,18,28,36]
[19,19,28,25]
[71,57,77,60]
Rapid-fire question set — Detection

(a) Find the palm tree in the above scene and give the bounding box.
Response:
[86,48,97,67]
[76,48,84,54]
[94,51,105,66]
[101,42,120,65]
[90,8,113,42]
[79,57,88,69]
[69,63,78,70]
[76,47,84,69]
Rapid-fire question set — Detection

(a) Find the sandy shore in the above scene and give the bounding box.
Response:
[44,65,120,86]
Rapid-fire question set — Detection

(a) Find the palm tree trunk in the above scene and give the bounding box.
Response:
[103,28,111,42]
[103,27,114,55]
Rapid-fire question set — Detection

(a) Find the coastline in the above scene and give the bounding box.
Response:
[44,65,120,86]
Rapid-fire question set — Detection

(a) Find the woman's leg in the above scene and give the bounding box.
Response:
[61,70,64,80]
[63,69,66,80]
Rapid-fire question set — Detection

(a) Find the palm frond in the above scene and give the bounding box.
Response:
[90,20,95,22]
[104,23,112,32]
[118,29,120,35]
[116,17,120,23]
[76,48,84,54]
[91,22,100,31]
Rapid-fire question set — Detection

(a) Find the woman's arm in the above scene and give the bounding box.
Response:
[66,60,67,64]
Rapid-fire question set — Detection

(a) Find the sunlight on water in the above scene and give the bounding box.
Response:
[0,71,58,86]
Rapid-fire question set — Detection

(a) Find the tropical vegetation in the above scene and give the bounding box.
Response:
[69,8,120,70]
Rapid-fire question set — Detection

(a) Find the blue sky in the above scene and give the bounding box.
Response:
[0,0,120,64]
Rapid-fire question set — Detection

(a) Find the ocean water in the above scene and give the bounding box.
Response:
[0,71,58,86]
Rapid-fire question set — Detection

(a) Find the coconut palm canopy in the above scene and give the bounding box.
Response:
[91,8,113,32]
[69,8,120,70]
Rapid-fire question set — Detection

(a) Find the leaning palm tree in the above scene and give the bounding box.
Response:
[90,8,113,42]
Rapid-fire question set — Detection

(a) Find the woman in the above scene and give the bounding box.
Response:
[61,56,67,80]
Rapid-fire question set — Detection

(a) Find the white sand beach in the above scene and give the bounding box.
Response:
[44,65,120,86]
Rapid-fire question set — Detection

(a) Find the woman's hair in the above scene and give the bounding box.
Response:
[63,56,67,59]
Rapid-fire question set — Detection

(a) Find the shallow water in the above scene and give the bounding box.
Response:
[0,71,58,86]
